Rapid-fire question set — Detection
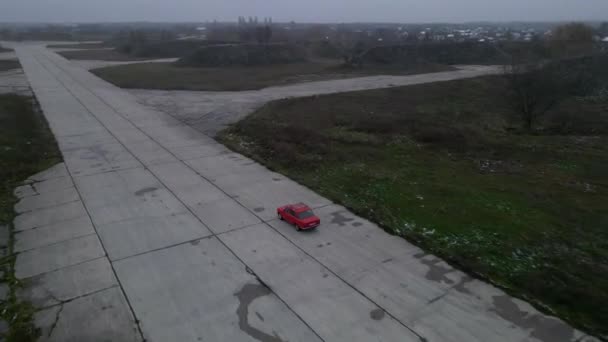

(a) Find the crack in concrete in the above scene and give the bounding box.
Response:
[47,303,64,338]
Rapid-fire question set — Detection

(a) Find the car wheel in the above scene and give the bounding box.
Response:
[296,225,302,231]
[278,214,283,220]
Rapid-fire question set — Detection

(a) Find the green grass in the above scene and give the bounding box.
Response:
[91,61,453,91]
[219,75,608,339]
[0,94,61,341]
[0,60,20,72]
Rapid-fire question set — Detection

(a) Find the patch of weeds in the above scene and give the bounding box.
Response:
[0,94,61,341]
[1,240,40,342]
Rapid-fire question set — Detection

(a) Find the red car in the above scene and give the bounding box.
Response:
[277,203,320,231]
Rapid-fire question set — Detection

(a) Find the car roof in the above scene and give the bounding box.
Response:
[291,203,311,212]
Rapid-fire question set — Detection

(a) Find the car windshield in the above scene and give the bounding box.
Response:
[296,210,315,219]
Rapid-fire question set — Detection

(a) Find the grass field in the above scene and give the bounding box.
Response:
[91,61,453,91]
[57,48,144,61]
[219,75,608,339]
[0,60,20,72]
[0,94,61,341]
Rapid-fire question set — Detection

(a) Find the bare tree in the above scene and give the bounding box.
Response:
[504,55,592,131]
[549,22,594,58]
[503,22,596,131]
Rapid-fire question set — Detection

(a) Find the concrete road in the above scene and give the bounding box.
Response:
[130,65,500,136]
[11,45,598,342]
[72,58,180,70]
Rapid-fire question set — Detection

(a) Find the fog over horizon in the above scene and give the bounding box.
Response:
[2,0,608,23]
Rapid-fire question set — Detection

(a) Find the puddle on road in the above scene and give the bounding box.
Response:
[234,283,285,342]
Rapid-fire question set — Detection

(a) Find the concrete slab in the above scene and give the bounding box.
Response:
[27,163,69,182]
[186,153,271,180]
[186,155,330,221]
[123,139,178,166]
[62,142,141,177]
[193,197,262,234]
[97,213,212,261]
[148,161,226,203]
[35,287,141,342]
[32,176,74,194]
[56,131,117,151]
[169,142,229,160]
[267,205,422,278]
[74,167,187,226]
[15,235,105,279]
[226,178,332,221]
[141,123,216,148]
[268,204,474,326]
[114,237,321,342]
[13,200,87,232]
[14,187,80,213]
[15,216,95,252]
[73,58,178,70]
[109,127,151,146]
[19,258,116,308]
[149,162,260,233]
[220,223,421,342]
[14,184,37,198]
[409,278,595,342]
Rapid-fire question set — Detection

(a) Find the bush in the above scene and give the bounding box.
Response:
[358,42,508,66]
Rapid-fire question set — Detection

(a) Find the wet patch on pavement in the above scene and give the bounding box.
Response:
[330,211,354,226]
[491,295,574,342]
[234,283,285,342]
[134,187,158,196]
[370,308,385,320]
[414,253,455,285]
[452,275,474,294]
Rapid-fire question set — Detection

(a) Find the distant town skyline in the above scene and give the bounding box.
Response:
[1,0,608,23]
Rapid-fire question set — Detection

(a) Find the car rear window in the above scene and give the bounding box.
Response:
[296,210,315,219]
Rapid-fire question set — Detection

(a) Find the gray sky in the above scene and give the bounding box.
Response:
[2,0,607,23]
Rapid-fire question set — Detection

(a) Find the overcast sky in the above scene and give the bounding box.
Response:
[2,0,607,23]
